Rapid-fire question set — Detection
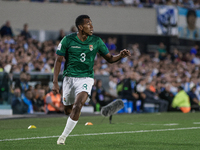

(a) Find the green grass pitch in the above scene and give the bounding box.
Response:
[0,112,200,150]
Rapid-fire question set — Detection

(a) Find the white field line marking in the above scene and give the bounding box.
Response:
[141,123,179,126]
[0,127,200,142]
[193,122,200,124]
[163,123,179,126]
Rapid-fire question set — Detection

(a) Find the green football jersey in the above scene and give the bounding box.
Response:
[56,33,109,78]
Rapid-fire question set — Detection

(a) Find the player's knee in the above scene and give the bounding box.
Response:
[73,102,83,112]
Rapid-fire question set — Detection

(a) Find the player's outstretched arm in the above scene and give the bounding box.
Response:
[52,54,64,94]
[102,49,131,63]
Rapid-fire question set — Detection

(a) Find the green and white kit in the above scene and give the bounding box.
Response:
[56,33,109,105]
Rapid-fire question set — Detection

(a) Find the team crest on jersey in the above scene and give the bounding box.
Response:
[89,45,93,51]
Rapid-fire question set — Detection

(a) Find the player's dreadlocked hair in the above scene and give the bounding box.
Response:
[75,15,90,30]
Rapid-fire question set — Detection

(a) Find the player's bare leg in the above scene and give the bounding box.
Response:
[63,105,73,115]
[69,92,88,120]
[57,92,88,145]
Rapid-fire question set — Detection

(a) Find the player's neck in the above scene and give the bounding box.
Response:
[77,32,88,42]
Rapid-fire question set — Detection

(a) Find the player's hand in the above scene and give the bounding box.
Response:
[52,82,59,94]
[120,49,131,58]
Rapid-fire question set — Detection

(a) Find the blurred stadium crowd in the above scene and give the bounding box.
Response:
[27,0,200,9]
[0,15,200,114]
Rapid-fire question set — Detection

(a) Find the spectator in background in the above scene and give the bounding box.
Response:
[136,78,146,111]
[140,82,169,112]
[105,37,117,52]
[32,89,45,112]
[117,71,139,111]
[11,87,28,114]
[187,82,200,111]
[0,72,12,104]
[22,63,29,72]
[159,84,174,111]
[45,90,63,114]
[0,21,13,37]
[131,43,141,59]
[90,78,97,106]
[57,29,65,41]
[15,72,29,94]
[0,62,3,72]
[32,83,41,100]
[194,0,200,9]
[152,51,160,63]
[171,48,179,62]
[111,0,124,6]
[20,23,32,41]
[26,73,31,83]
[183,0,194,8]
[190,44,199,55]
[22,89,34,114]
[175,0,183,7]
[171,86,191,113]
[123,0,140,6]
[32,61,41,71]
[42,83,51,95]
[166,0,173,5]
[157,42,167,60]
[91,79,116,111]
[183,77,192,92]
[101,0,111,6]
[70,25,77,33]
[109,75,118,97]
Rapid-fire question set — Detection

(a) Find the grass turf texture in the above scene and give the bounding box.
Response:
[0,112,200,150]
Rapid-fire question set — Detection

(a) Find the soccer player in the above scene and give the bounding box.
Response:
[52,15,131,145]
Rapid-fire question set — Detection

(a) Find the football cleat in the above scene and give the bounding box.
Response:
[57,135,66,145]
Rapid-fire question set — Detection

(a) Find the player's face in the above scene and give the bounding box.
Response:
[82,18,93,36]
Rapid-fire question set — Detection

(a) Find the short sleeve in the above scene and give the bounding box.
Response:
[56,36,68,56]
[97,38,109,56]
[46,96,52,104]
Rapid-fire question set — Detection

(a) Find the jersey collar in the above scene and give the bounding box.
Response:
[76,33,90,43]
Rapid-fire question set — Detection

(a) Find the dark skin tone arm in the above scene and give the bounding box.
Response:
[52,50,131,120]
[52,55,64,93]
[52,16,131,120]
[91,91,97,104]
[103,49,131,63]
[52,50,131,93]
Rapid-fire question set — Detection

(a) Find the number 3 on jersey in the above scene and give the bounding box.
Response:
[80,53,86,62]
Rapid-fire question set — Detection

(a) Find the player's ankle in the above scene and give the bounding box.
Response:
[61,134,67,138]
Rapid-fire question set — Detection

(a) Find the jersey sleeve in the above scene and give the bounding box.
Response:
[56,36,68,56]
[97,38,109,56]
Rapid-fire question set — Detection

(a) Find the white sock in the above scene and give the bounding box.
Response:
[61,117,78,138]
